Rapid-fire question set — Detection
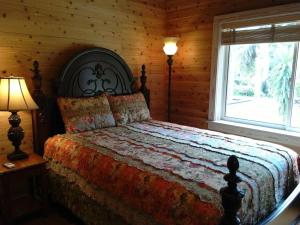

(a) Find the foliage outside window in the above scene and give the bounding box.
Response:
[225,42,299,127]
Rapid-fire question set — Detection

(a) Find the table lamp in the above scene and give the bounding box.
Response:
[0,76,38,161]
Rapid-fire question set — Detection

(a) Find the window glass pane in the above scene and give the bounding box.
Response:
[225,42,296,125]
[291,46,300,128]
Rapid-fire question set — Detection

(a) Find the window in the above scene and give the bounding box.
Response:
[209,3,300,146]
[225,42,299,130]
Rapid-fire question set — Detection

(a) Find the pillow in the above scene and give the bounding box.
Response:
[108,92,151,125]
[57,94,115,133]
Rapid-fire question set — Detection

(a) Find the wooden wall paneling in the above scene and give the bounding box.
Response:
[165,0,299,129]
[0,0,167,155]
[4,0,298,157]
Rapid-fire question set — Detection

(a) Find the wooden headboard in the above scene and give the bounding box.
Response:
[58,48,136,97]
[31,47,150,155]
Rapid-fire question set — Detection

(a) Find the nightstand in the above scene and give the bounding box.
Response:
[0,153,48,225]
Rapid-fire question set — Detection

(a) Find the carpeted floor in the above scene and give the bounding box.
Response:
[270,195,300,225]
[16,206,83,225]
[291,215,300,225]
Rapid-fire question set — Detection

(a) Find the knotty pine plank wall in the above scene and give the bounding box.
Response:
[165,0,299,128]
[0,0,166,155]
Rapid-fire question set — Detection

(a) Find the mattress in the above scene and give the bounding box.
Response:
[44,120,299,225]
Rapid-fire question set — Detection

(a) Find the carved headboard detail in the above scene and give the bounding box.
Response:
[57,48,136,97]
[31,47,150,155]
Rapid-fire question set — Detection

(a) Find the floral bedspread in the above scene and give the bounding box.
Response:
[44,120,299,225]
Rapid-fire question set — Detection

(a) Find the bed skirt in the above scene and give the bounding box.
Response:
[48,169,164,225]
[49,171,130,225]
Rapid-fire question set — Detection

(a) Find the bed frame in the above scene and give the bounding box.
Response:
[29,47,299,225]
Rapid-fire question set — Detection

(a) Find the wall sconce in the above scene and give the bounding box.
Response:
[163,37,179,122]
[0,76,38,161]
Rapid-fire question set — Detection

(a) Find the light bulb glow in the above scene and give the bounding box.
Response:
[163,37,179,56]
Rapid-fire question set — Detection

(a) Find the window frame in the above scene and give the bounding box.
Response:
[208,3,300,149]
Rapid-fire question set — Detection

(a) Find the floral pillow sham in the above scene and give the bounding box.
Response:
[57,94,116,133]
[108,92,151,125]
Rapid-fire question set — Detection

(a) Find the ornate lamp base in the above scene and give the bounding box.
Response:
[7,150,28,161]
[7,111,28,161]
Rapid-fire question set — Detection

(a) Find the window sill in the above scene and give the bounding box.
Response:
[208,120,300,152]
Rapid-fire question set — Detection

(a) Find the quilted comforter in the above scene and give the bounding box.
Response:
[44,120,299,225]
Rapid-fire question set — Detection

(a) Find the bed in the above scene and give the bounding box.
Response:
[30,47,300,225]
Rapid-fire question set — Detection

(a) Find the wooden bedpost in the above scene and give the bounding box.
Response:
[220,155,245,225]
[31,60,59,155]
[139,64,150,109]
[31,60,46,155]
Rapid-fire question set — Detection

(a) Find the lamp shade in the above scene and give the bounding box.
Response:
[0,76,38,111]
[163,37,179,56]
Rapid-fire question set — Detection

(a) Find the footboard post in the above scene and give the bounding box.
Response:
[220,155,245,225]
